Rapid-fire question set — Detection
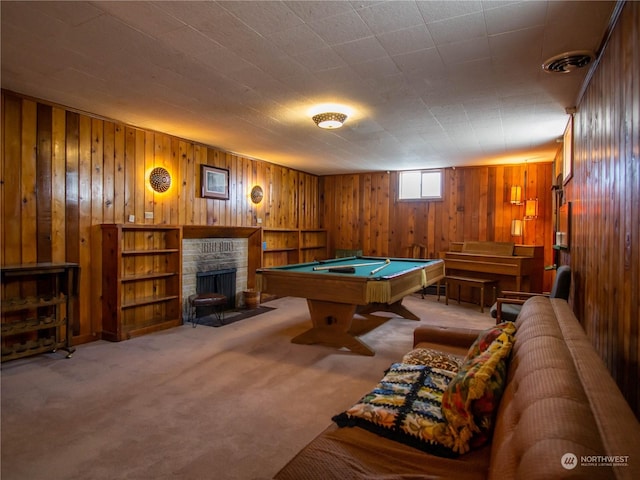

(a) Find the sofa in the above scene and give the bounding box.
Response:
[274,296,640,479]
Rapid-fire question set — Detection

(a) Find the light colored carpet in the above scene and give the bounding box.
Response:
[1,294,494,480]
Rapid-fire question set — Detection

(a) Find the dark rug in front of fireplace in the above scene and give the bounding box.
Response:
[192,306,276,328]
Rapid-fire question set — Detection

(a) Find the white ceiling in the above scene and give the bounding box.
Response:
[1,1,616,175]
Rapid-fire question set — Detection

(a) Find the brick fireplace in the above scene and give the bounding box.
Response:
[182,238,248,321]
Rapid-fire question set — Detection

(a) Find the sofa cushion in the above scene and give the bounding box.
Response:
[333,363,459,457]
[442,322,516,454]
[274,423,492,480]
[402,347,463,372]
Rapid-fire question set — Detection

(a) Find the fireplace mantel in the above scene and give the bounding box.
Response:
[182,226,260,239]
[182,226,262,289]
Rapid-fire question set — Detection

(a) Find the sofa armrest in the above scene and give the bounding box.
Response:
[495,292,550,322]
[500,290,550,299]
[496,297,526,310]
[413,325,481,349]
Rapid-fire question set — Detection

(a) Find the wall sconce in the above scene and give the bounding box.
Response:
[312,112,347,129]
[511,219,524,237]
[149,167,171,193]
[510,185,523,205]
[525,198,539,219]
[250,185,264,204]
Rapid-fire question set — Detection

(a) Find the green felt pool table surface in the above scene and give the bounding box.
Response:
[265,256,439,279]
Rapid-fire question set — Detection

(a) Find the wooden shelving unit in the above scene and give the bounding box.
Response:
[1,263,78,361]
[101,224,182,341]
[261,228,328,267]
[261,228,300,267]
[299,229,329,263]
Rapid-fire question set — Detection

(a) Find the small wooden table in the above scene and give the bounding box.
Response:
[443,275,497,313]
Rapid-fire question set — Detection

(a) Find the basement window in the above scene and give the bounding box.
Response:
[398,169,443,201]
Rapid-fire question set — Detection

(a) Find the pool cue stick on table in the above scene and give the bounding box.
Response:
[313,261,385,271]
[370,259,391,275]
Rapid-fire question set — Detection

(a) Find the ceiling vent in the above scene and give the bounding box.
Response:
[542,50,595,73]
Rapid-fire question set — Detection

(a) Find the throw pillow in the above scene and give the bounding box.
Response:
[463,321,515,363]
[333,363,459,457]
[441,322,516,454]
[402,347,463,372]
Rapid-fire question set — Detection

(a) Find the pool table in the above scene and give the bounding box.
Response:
[256,256,445,355]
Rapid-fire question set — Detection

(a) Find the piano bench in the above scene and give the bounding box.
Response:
[442,276,498,313]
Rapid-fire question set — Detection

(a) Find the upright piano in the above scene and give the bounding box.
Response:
[441,241,544,294]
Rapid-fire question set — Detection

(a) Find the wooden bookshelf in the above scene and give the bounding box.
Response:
[261,228,328,267]
[299,229,329,263]
[101,224,182,341]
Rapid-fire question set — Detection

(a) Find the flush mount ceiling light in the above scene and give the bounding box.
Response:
[542,50,595,73]
[312,112,347,129]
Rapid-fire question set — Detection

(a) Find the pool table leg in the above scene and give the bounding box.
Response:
[357,299,420,321]
[291,300,375,356]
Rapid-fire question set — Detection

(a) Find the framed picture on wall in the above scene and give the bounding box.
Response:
[562,116,573,185]
[201,165,229,200]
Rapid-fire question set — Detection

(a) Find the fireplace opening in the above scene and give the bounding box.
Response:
[195,268,237,317]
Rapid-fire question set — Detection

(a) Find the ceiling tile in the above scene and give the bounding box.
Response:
[218,1,304,36]
[437,37,491,65]
[376,24,435,55]
[292,46,347,72]
[332,36,388,64]
[417,1,483,23]
[426,11,487,45]
[94,1,185,37]
[356,1,424,34]
[392,47,445,75]
[308,9,372,45]
[266,24,328,56]
[284,1,354,22]
[483,1,548,35]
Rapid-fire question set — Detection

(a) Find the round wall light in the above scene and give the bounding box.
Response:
[149,167,171,193]
[250,185,264,204]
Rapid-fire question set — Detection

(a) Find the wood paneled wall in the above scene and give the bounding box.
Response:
[1,91,319,343]
[565,1,639,417]
[320,163,556,291]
